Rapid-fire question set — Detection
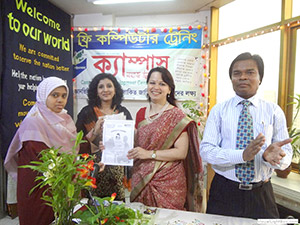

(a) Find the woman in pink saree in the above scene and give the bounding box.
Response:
[127,67,204,212]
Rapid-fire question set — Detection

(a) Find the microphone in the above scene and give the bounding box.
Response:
[86,162,100,215]
[90,163,100,179]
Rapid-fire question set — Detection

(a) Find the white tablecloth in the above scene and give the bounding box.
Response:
[76,199,258,225]
[153,208,258,225]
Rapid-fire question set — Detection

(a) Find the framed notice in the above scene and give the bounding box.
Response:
[101,119,134,166]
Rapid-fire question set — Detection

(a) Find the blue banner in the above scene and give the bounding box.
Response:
[72,27,207,115]
[74,28,202,50]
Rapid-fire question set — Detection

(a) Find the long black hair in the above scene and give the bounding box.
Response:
[87,73,123,109]
[146,67,177,106]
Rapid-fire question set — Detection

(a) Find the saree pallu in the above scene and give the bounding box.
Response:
[130,107,203,212]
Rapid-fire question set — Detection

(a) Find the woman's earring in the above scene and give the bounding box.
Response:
[167,94,170,98]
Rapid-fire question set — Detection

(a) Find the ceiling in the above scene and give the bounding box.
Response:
[48,0,234,17]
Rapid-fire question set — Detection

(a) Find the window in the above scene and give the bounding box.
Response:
[219,0,281,39]
[293,29,300,129]
[217,31,280,103]
[293,0,300,17]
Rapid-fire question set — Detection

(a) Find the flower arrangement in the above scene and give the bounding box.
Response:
[74,193,146,225]
[21,131,148,225]
[21,131,97,224]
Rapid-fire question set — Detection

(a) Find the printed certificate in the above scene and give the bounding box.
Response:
[101,119,134,166]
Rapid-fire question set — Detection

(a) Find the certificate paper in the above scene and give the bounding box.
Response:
[101,119,134,166]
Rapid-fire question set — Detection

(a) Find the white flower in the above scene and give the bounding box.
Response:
[43,171,52,182]
[48,162,55,170]
[49,150,55,155]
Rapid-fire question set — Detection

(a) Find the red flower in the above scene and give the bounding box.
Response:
[81,153,89,160]
[77,168,89,178]
[85,176,97,189]
[87,160,95,171]
[110,192,117,201]
[101,218,108,224]
[115,216,120,220]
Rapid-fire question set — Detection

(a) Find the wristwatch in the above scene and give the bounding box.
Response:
[151,150,157,159]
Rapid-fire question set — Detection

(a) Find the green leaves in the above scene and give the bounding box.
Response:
[181,100,206,139]
[74,195,147,225]
[288,94,300,161]
[67,183,75,199]
[73,130,87,150]
[20,130,151,224]
[20,131,97,225]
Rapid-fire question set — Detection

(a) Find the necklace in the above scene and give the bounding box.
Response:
[145,102,170,123]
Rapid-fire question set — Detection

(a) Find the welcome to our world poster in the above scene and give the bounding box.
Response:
[0,0,73,158]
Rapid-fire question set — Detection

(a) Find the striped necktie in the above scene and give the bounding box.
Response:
[235,100,255,185]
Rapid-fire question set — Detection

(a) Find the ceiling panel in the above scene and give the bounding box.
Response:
[48,0,234,16]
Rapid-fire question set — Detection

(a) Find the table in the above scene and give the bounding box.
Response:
[271,172,300,213]
[76,199,258,225]
[152,208,258,225]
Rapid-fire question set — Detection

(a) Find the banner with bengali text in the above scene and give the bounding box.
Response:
[73,28,207,110]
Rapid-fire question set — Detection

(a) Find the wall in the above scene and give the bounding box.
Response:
[72,11,210,120]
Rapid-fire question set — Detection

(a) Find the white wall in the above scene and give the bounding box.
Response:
[72,11,210,120]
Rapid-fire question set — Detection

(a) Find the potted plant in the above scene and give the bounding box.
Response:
[288,94,300,170]
[21,131,146,224]
[73,193,149,225]
[21,131,98,224]
[181,100,206,140]
[275,94,300,178]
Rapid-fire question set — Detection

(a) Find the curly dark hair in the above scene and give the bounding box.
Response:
[146,67,177,107]
[87,73,124,109]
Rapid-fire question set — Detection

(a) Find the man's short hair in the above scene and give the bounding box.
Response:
[229,52,264,82]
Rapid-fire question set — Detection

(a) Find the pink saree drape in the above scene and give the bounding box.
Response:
[130,107,203,211]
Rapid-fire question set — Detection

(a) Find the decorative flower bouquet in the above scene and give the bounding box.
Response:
[74,193,146,225]
[21,131,147,225]
[20,131,97,224]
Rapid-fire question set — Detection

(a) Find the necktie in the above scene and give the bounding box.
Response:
[235,100,255,185]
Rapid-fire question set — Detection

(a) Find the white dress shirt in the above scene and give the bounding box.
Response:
[200,95,292,183]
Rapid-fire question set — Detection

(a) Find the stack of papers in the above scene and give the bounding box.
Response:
[99,112,127,120]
